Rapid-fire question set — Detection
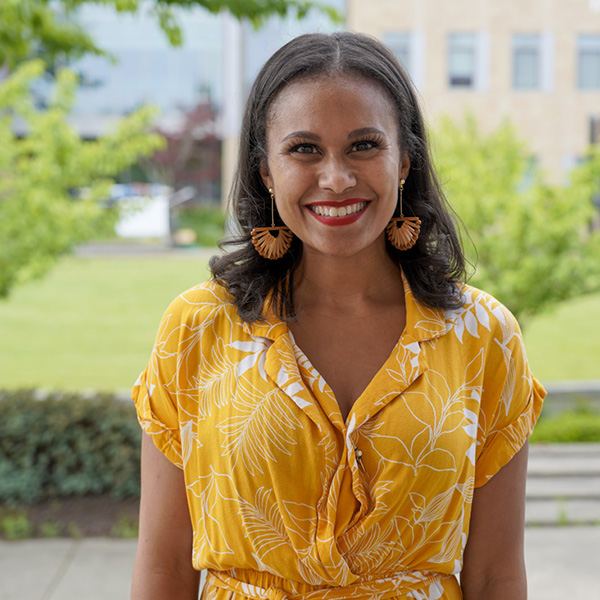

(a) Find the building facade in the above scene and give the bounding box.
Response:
[347,0,600,178]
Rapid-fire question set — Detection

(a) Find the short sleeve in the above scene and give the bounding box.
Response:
[132,299,185,468]
[474,308,545,487]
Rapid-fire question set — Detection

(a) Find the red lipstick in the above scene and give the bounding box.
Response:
[305,199,369,226]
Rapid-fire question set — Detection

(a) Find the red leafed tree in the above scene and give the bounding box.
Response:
[144,101,221,201]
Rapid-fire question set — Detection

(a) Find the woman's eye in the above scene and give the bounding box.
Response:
[352,140,377,152]
[291,144,317,154]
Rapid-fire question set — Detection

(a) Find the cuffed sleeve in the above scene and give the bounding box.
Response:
[474,309,546,487]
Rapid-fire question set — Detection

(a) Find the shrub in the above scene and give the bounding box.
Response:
[0,389,141,505]
[531,411,600,443]
[176,205,226,247]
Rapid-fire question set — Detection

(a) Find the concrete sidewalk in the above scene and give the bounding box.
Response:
[1,527,599,600]
[526,443,600,525]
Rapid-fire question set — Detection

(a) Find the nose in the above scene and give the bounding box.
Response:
[318,155,356,193]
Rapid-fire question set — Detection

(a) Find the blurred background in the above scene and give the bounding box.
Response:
[0,1,599,596]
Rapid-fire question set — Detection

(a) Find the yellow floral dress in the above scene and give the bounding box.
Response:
[132,276,545,600]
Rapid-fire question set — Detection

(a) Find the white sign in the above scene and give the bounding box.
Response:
[115,196,170,238]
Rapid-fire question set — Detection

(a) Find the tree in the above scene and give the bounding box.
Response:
[0,0,337,297]
[0,60,164,296]
[433,114,600,323]
[0,0,340,67]
[141,101,221,196]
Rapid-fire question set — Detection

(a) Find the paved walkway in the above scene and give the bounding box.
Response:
[526,442,600,525]
[1,527,599,600]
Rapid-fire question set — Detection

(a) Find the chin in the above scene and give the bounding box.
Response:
[306,241,381,260]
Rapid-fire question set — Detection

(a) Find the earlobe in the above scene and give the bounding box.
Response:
[259,161,273,191]
[399,154,411,182]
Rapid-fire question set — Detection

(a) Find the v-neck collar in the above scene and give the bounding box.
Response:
[241,272,448,431]
[243,273,446,339]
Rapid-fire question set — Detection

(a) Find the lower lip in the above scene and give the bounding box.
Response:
[306,204,369,227]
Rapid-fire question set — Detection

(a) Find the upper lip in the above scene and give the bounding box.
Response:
[305,198,369,208]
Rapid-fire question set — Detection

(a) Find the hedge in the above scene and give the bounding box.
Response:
[0,390,141,505]
[530,411,600,443]
[1,388,599,506]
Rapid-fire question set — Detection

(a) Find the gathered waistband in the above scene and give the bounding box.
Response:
[205,568,452,600]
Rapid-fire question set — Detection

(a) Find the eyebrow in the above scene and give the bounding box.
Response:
[280,127,387,144]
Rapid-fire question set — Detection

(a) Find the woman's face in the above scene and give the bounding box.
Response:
[260,73,410,260]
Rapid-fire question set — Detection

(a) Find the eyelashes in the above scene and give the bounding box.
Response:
[283,135,385,155]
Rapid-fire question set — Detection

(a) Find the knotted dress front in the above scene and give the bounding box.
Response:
[132,276,545,600]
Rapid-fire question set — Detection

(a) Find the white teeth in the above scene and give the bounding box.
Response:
[310,202,366,217]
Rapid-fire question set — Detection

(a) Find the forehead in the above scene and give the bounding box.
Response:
[266,74,399,139]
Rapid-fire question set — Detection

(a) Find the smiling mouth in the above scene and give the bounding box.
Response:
[307,201,367,218]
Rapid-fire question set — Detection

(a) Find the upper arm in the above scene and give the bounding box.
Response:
[461,441,529,600]
[132,433,200,599]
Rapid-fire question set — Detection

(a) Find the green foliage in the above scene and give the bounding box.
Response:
[433,114,600,322]
[0,0,340,66]
[531,411,600,443]
[0,510,33,540]
[110,513,139,538]
[0,0,107,68]
[176,205,226,246]
[0,390,142,505]
[40,520,62,537]
[0,60,165,297]
[0,0,338,298]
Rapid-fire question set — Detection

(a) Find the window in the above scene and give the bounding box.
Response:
[511,32,554,91]
[448,33,477,87]
[385,32,411,71]
[578,34,600,89]
[513,34,540,89]
[383,31,425,89]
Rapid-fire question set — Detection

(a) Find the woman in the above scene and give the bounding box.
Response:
[132,32,544,600]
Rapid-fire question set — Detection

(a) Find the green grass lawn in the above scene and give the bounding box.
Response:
[0,254,211,392]
[523,293,600,382]
[0,253,598,391]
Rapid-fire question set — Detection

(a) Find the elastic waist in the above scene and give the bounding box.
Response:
[206,568,451,600]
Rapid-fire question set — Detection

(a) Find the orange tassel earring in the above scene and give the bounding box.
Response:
[386,179,421,250]
[251,188,293,260]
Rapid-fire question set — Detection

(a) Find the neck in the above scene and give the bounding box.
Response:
[292,239,405,314]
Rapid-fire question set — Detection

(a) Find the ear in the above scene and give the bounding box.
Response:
[399,153,411,182]
[259,159,273,191]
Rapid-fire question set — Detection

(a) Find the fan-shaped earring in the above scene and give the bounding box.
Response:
[251,188,293,260]
[386,179,421,251]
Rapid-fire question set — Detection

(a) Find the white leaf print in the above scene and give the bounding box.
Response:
[465,443,476,465]
[229,337,271,381]
[414,486,456,525]
[277,365,311,409]
[342,520,400,573]
[408,581,444,600]
[474,301,491,331]
[464,310,479,338]
[296,553,327,586]
[218,379,301,476]
[193,335,237,418]
[186,468,237,564]
[250,554,290,583]
[463,407,478,440]
[238,487,293,559]
[499,355,516,417]
[428,509,464,564]
[180,420,198,468]
[451,316,465,343]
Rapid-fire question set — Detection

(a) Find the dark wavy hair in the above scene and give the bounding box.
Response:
[210,32,467,322]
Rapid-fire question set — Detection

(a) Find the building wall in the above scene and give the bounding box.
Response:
[347,0,600,178]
